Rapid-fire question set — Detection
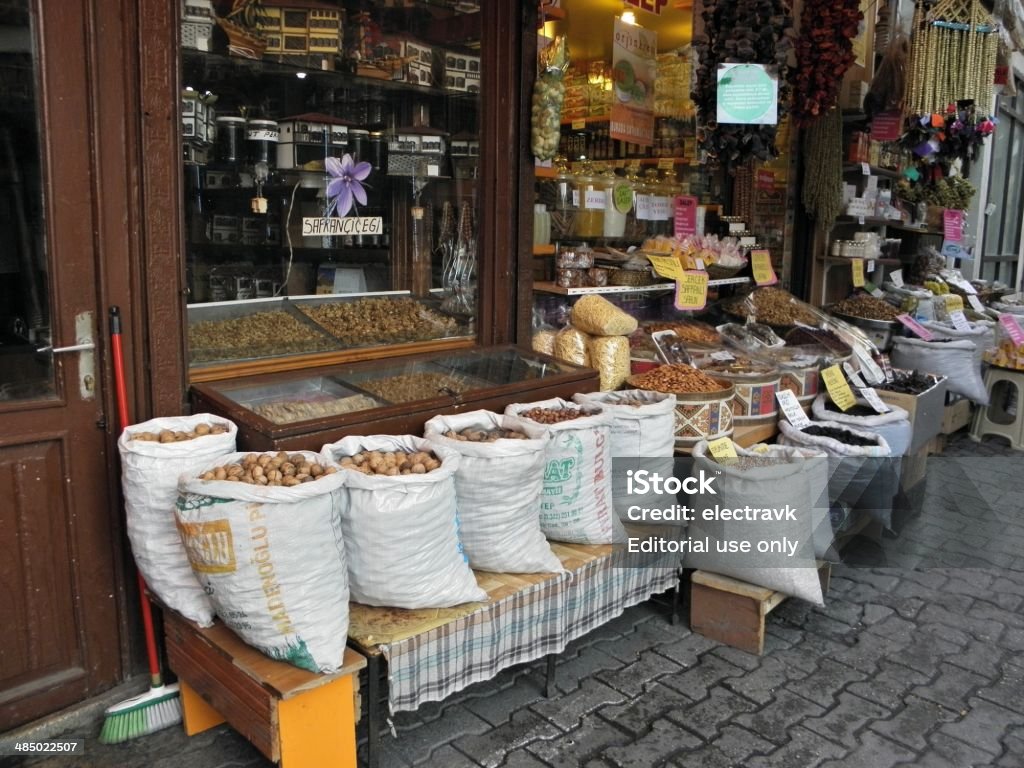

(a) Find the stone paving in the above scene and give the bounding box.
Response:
[7,431,1024,768]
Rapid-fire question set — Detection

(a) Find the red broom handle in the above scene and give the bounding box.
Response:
[110,307,162,685]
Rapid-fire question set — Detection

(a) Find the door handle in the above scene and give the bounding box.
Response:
[39,342,96,354]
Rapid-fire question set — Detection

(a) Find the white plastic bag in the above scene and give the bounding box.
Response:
[175,451,349,672]
[118,415,237,626]
[423,411,562,573]
[689,441,824,605]
[505,398,617,544]
[323,435,487,608]
[811,394,912,456]
[891,336,988,404]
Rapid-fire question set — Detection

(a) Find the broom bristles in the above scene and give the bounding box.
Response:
[98,683,182,745]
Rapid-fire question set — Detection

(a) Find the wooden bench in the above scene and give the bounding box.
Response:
[689,563,832,655]
[164,610,366,768]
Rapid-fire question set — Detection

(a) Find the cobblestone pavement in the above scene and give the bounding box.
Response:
[7,432,1024,768]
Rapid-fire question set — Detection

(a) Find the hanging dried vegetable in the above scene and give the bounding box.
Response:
[801,107,843,225]
[691,0,794,168]
[789,0,863,125]
[531,36,569,161]
[866,34,911,116]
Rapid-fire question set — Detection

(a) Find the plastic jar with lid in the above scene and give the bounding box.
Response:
[573,161,604,238]
[602,167,628,237]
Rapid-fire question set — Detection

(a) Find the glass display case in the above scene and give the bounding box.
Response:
[181,0,486,379]
[191,346,599,450]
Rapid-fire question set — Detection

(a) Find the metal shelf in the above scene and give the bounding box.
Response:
[534,276,749,296]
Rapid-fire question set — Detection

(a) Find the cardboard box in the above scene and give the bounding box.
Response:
[899,443,929,491]
[941,397,973,434]
[875,372,948,454]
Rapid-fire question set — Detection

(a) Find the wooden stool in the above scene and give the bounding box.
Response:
[971,366,1024,451]
[164,610,366,768]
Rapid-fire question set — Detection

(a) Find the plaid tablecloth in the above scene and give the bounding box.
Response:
[377,545,679,713]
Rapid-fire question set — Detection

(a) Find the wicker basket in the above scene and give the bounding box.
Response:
[609,267,656,287]
[705,262,746,280]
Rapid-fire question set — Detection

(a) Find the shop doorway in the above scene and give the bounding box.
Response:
[0,0,123,729]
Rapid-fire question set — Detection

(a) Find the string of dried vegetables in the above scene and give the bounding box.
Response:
[789,0,863,126]
[801,107,843,226]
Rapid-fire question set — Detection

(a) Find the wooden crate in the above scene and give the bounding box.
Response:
[165,610,366,768]
[689,563,831,655]
[941,398,973,435]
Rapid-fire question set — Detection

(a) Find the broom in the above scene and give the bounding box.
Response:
[99,306,182,744]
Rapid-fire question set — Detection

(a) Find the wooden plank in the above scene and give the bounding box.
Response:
[691,570,775,603]
[690,581,766,655]
[278,675,359,768]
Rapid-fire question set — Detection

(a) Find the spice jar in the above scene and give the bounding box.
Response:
[601,166,628,238]
[551,156,577,239]
[623,166,647,239]
[215,116,246,166]
[246,119,279,169]
[573,161,604,238]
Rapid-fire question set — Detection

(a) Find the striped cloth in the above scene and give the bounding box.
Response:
[381,547,679,713]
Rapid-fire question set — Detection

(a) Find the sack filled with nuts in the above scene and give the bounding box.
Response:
[571,295,639,337]
[423,410,563,574]
[504,398,619,544]
[322,435,487,609]
[573,390,677,524]
[175,451,349,673]
[553,326,591,367]
[118,414,237,627]
[586,335,631,391]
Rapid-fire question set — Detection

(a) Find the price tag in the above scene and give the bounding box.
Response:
[866,259,876,273]
[999,314,1024,345]
[571,119,586,130]
[657,158,675,170]
[710,350,735,361]
[843,361,867,388]
[878,353,895,383]
[775,389,812,428]
[949,310,972,332]
[427,164,440,176]
[861,162,871,176]
[864,280,885,299]
[751,249,778,286]
[968,294,986,312]
[890,269,904,288]
[647,254,684,280]
[694,258,705,271]
[851,259,866,287]
[859,387,892,414]
[583,190,606,210]
[821,364,858,412]
[674,271,709,311]
[854,347,885,384]
[897,313,935,341]
[635,194,653,220]
[707,436,739,459]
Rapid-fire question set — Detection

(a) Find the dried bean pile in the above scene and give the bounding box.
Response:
[131,423,228,442]
[189,311,334,363]
[519,407,587,424]
[631,365,727,393]
[878,370,935,395]
[833,294,901,322]
[359,372,477,403]
[299,298,460,346]
[802,425,877,446]
[691,0,793,166]
[338,450,441,476]
[443,428,529,442]
[200,452,336,486]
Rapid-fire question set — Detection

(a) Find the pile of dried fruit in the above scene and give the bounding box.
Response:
[299,298,461,346]
[784,327,851,355]
[519,406,587,424]
[251,395,378,424]
[801,425,877,446]
[199,452,336,486]
[131,423,229,442]
[188,311,334,363]
[726,288,820,327]
[645,320,720,345]
[338,450,441,476]
[832,294,901,322]
[359,372,478,403]
[442,428,529,442]
[877,370,936,395]
[789,0,863,125]
[630,365,728,393]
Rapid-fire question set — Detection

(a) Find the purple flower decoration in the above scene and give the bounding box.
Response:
[326,154,371,218]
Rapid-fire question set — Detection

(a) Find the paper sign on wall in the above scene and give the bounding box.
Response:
[750,249,777,286]
[821,364,857,411]
[851,258,865,287]
[897,313,935,341]
[716,63,778,125]
[674,270,709,311]
[610,19,657,147]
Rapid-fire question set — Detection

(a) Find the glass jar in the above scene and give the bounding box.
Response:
[573,161,604,238]
[245,119,279,169]
[215,116,246,166]
[551,156,577,239]
[646,169,672,236]
[601,167,627,237]
[623,166,647,239]
[534,204,551,246]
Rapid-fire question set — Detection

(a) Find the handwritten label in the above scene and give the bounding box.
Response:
[851,259,865,287]
[650,196,673,220]
[302,216,383,236]
[647,254,684,280]
[862,162,871,176]
[634,194,653,220]
[843,361,867,388]
[897,313,935,341]
[866,259,875,273]
[674,195,698,238]
[854,348,885,384]
[943,208,963,242]
[949,310,972,332]
[878,353,894,383]
[775,389,811,428]
[583,190,606,210]
[859,387,892,414]
[890,269,904,288]
[821,364,857,412]
[674,270,709,311]
[1000,314,1024,345]
[707,436,739,459]
[968,294,985,312]
[571,119,586,130]
[751,249,778,286]
[658,158,675,170]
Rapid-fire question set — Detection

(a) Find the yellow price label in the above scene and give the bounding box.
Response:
[707,437,739,459]
[647,254,685,280]
[674,270,709,311]
[750,249,777,286]
[820,364,857,411]
[851,258,865,288]
[571,119,586,130]
[942,294,964,312]
[657,158,675,170]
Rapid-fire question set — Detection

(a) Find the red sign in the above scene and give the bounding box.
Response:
[673,195,698,238]
[870,111,903,142]
[756,170,776,191]
[625,0,669,14]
